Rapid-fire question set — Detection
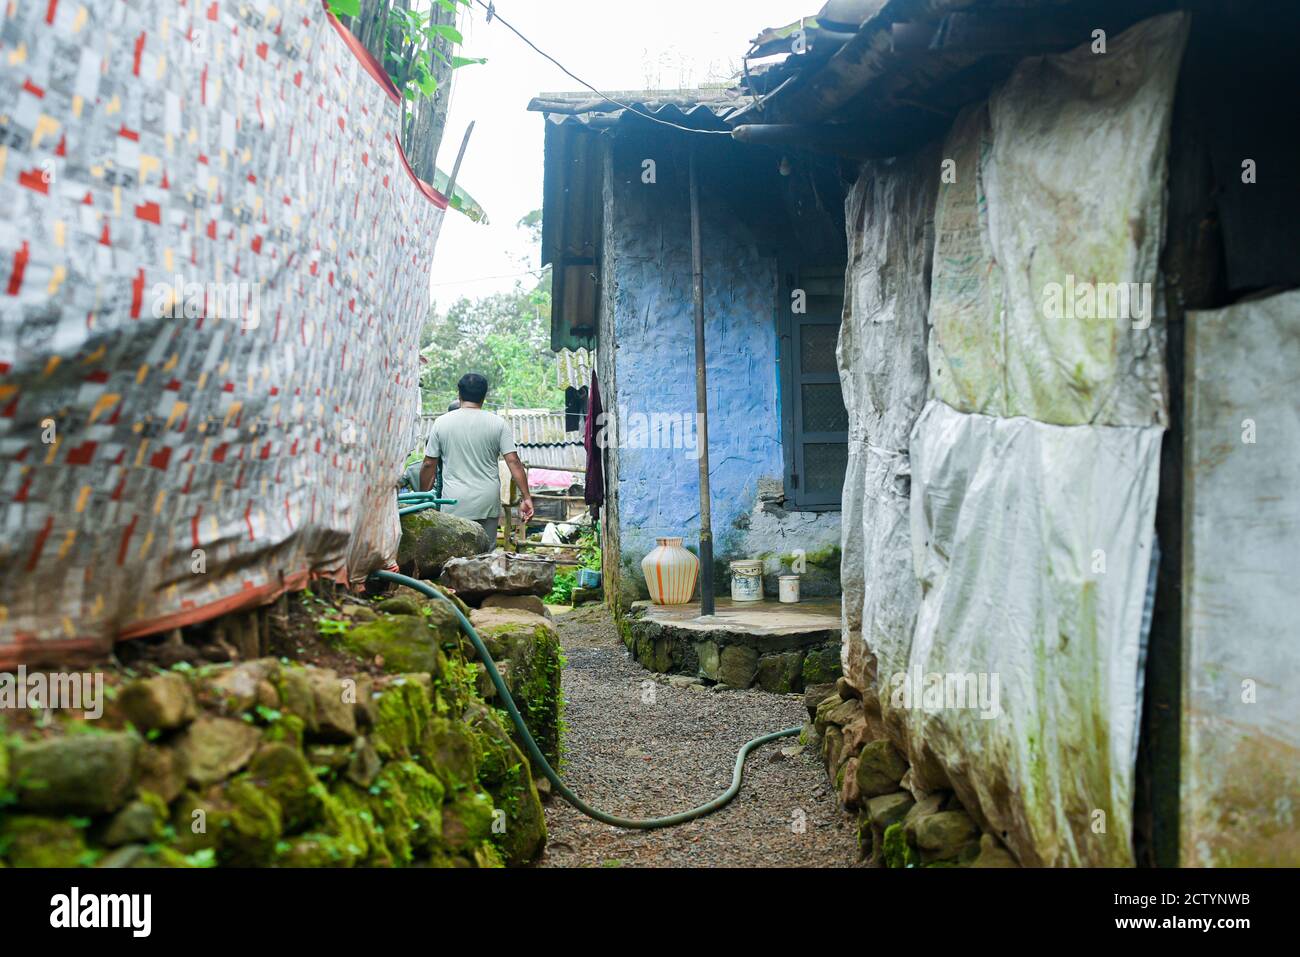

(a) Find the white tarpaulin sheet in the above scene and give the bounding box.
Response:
[909,399,1162,866]
[927,13,1187,428]
[836,145,937,742]
[837,13,1187,866]
[1182,289,1300,866]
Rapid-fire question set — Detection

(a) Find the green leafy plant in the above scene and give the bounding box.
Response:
[317,617,349,637]
[327,0,482,105]
[184,848,217,868]
[544,572,576,606]
[578,531,601,571]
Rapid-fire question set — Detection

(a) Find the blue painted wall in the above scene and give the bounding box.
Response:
[602,138,783,593]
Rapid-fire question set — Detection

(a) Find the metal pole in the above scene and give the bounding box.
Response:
[689,145,715,617]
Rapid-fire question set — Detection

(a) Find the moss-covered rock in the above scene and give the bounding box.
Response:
[200,660,279,714]
[10,732,139,814]
[262,712,306,750]
[391,583,472,624]
[801,644,842,685]
[306,670,358,741]
[755,651,804,693]
[882,821,919,868]
[0,816,91,867]
[718,645,759,688]
[248,743,323,831]
[866,791,915,830]
[813,693,843,734]
[502,629,564,768]
[465,705,547,865]
[306,743,353,774]
[275,668,318,732]
[370,678,435,761]
[398,509,492,579]
[119,672,198,731]
[134,742,187,804]
[365,760,446,864]
[328,782,393,867]
[634,632,674,673]
[914,809,980,863]
[441,789,495,853]
[169,774,285,868]
[98,844,198,868]
[174,716,261,787]
[101,793,168,847]
[276,833,363,868]
[337,615,452,675]
[215,777,284,867]
[467,610,564,765]
[855,740,908,799]
[374,596,423,617]
[422,718,480,791]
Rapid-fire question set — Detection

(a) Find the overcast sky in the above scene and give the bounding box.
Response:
[427,0,807,310]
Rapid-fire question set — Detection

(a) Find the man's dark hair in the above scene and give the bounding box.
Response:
[457,373,489,404]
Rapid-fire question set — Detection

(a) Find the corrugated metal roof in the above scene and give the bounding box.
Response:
[732,0,1166,139]
[417,409,586,472]
[515,443,586,471]
[557,348,594,389]
[527,89,745,129]
[418,409,582,445]
[502,409,574,445]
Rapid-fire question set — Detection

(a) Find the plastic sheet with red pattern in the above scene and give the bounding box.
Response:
[0,0,445,665]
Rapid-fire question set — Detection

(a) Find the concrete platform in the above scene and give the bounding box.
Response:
[631,597,842,635]
[623,596,843,693]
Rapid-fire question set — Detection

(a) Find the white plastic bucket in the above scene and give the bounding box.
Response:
[778,575,801,604]
[730,559,764,602]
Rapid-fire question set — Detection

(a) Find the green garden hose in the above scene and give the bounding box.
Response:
[369,569,801,829]
[397,499,455,516]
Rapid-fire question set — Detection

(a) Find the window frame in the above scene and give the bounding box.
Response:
[778,263,847,511]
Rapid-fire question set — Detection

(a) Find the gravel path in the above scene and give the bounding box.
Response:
[536,604,862,868]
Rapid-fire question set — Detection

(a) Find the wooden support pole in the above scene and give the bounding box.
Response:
[443,120,475,208]
[501,476,516,551]
[689,145,715,617]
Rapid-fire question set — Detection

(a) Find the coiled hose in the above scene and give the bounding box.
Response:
[369,569,801,829]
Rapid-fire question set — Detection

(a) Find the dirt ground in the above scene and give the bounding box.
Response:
[536,603,862,868]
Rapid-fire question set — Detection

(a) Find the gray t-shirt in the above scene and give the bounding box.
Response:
[425,408,516,519]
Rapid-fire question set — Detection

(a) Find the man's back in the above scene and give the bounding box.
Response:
[427,408,516,520]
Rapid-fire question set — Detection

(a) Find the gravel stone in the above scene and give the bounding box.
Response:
[536,605,861,868]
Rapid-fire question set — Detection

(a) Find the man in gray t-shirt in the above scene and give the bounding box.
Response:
[419,374,534,542]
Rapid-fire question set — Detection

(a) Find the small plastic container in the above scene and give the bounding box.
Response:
[778,575,801,603]
[730,559,764,602]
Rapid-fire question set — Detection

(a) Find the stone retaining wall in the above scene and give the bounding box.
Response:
[803,678,1018,868]
[0,584,563,869]
[620,607,841,694]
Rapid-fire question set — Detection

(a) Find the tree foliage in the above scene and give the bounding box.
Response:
[328,0,483,181]
[420,271,555,413]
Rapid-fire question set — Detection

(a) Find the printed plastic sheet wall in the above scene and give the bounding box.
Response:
[0,0,445,665]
